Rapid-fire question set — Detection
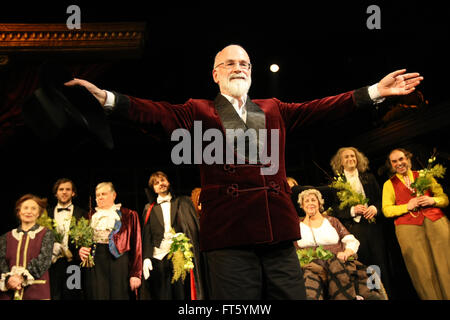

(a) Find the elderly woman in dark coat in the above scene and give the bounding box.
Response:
[0,194,54,300]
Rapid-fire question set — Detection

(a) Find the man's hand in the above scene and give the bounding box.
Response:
[407,197,420,211]
[377,69,423,97]
[353,204,367,216]
[64,78,107,106]
[130,277,141,291]
[79,247,91,263]
[363,205,377,221]
[417,195,436,207]
[143,258,153,280]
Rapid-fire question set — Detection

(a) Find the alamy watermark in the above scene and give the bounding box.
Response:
[170,121,280,175]
[366,5,381,30]
[66,5,81,30]
[366,265,382,290]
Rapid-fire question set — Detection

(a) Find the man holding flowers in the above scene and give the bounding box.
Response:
[382,148,450,299]
[47,178,87,300]
[79,182,142,299]
[141,171,204,300]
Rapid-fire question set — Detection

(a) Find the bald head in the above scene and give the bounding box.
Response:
[214,45,250,69]
[212,44,252,99]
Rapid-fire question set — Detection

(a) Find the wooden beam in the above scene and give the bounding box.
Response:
[0,22,146,59]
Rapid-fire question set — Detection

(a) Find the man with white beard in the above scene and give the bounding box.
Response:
[66,44,423,299]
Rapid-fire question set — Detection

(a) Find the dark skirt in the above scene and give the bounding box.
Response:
[84,244,131,300]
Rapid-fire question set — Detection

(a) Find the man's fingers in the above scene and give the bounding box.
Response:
[401,73,422,81]
[389,69,407,78]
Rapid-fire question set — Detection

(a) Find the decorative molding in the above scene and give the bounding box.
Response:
[0,22,146,56]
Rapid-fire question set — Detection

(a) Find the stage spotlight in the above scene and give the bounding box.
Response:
[270,64,279,73]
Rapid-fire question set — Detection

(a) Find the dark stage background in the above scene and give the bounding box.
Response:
[1,1,449,300]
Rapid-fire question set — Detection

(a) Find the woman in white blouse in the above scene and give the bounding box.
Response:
[295,189,385,300]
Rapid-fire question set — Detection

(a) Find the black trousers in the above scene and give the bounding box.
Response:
[84,244,131,300]
[143,256,189,300]
[49,258,84,300]
[348,223,392,295]
[205,241,306,300]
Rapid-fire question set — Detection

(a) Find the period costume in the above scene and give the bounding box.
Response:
[382,169,450,299]
[84,204,142,300]
[107,86,375,299]
[297,216,385,300]
[141,193,205,300]
[47,203,87,300]
[0,224,54,300]
[331,170,391,294]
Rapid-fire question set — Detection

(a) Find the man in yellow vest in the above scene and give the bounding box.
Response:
[382,148,450,299]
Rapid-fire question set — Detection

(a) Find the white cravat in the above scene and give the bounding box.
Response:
[54,204,73,247]
[91,204,122,231]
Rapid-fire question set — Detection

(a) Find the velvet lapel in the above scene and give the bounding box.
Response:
[214,94,266,162]
[214,94,247,132]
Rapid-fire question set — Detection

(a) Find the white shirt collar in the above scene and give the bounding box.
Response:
[56,203,73,209]
[221,93,248,122]
[94,203,122,214]
[344,169,359,179]
[157,193,172,204]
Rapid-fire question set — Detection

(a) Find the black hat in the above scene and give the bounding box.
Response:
[22,61,114,149]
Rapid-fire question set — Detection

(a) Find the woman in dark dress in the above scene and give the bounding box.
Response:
[0,194,54,300]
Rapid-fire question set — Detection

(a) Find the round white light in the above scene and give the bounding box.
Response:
[270,64,280,73]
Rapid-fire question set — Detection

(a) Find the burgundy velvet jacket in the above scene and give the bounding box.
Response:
[113,87,372,251]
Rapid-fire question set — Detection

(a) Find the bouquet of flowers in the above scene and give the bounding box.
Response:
[296,246,355,268]
[37,211,65,243]
[410,156,446,196]
[69,217,95,267]
[296,246,334,267]
[37,211,73,262]
[167,229,194,283]
[330,173,375,223]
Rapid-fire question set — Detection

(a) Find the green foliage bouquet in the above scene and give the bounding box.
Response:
[69,217,95,267]
[296,246,334,267]
[36,210,65,243]
[410,156,446,196]
[330,173,374,223]
[167,229,194,283]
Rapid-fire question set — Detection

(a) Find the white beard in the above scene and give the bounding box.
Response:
[223,73,251,98]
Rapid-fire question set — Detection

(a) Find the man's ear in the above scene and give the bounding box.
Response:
[212,69,219,84]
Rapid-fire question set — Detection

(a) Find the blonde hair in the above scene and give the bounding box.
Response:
[96,182,115,193]
[330,147,370,174]
[297,189,325,213]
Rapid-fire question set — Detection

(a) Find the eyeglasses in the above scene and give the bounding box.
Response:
[214,60,252,70]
